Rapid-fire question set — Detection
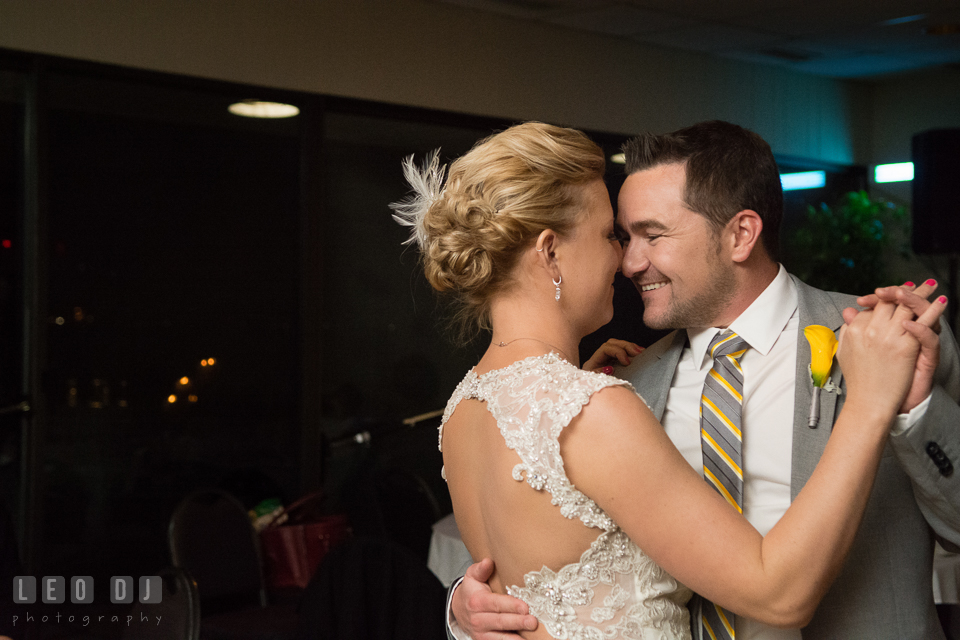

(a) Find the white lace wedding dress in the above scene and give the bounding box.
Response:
[440,353,692,640]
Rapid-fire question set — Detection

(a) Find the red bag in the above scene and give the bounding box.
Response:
[259,492,351,590]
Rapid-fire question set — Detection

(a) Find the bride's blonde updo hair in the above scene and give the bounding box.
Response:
[392,122,605,339]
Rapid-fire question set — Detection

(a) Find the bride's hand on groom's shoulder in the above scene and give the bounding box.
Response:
[453,559,538,639]
[583,339,644,373]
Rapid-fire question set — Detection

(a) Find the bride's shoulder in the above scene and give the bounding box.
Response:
[581,381,649,416]
[567,380,657,443]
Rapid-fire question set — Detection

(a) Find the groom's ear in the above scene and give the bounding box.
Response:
[728,210,763,263]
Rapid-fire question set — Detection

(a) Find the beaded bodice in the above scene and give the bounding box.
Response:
[440,353,692,640]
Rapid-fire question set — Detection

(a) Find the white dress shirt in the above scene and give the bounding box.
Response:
[663,266,800,640]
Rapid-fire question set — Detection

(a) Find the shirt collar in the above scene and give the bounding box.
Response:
[687,265,798,370]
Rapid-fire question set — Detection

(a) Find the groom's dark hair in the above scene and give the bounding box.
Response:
[622,120,783,261]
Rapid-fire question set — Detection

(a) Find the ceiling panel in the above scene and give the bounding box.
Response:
[544,4,695,36]
[634,23,784,53]
[435,0,960,77]
[624,0,795,22]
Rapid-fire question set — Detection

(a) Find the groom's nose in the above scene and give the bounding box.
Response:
[621,244,648,279]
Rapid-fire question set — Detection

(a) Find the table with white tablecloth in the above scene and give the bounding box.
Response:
[427,512,473,588]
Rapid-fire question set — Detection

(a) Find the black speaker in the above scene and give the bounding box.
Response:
[912,129,960,254]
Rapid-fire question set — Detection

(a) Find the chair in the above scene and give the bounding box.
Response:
[296,536,448,640]
[169,489,299,639]
[168,488,267,614]
[121,567,200,640]
[338,463,444,564]
[0,499,25,640]
[374,468,444,562]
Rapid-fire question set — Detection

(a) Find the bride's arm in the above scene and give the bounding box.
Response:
[562,297,946,628]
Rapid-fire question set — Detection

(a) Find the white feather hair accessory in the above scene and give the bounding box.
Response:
[390,149,446,248]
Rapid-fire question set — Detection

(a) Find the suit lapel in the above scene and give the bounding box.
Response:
[623,329,687,421]
[790,275,847,500]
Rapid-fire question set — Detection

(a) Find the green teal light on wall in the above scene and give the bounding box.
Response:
[780,171,826,191]
[874,162,914,183]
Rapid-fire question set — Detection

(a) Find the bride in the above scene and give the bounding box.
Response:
[390,122,945,639]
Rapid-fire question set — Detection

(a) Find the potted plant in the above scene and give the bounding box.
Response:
[783,190,912,295]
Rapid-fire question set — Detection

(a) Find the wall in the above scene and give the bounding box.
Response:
[870,67,960,164]
[0,0,869,164]
[867,67,960,203]
[866,67,960,288]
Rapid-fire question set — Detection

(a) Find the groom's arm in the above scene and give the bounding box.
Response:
[445,560,537,640]
[890,318,960,550]
[851,284,960,548]
[445,577,468,640]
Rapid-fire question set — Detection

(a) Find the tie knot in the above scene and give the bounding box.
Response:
[709,330,749,360]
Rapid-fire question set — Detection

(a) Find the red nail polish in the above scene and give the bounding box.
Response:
[601,366,614,375]
[904,281,915,287]
[926,279,937,286]
[939,296,947,304]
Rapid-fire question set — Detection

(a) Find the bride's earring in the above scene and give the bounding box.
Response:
[553,276,562,301]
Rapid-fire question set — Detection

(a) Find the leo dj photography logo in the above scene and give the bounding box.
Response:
[14,576,162,604]
[11,576,163,629]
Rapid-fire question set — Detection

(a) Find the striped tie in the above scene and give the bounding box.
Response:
[699,330,749,640]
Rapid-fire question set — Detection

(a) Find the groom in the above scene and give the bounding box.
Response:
[448,120,960,639]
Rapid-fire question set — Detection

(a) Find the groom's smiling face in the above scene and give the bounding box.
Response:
[616,162,737,330]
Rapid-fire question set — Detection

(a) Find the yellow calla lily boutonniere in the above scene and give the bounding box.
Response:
[804,325,839,428]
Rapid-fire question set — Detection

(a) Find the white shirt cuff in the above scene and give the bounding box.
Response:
[446,576,473,640]
[892,392,932,436]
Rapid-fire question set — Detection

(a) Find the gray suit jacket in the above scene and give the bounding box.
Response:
[621,275,960,639]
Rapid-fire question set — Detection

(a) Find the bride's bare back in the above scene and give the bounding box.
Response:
[440,353,693,639]
[444,398,598,594]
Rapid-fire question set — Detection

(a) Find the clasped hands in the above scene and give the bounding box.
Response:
[848,279,947,414]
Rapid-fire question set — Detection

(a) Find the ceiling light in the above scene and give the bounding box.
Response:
[610,153,625,165]
[780,171,825,191]
[228,100,300,119]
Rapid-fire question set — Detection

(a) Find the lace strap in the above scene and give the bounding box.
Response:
[439,370,479,453]
[480,355,633,530]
